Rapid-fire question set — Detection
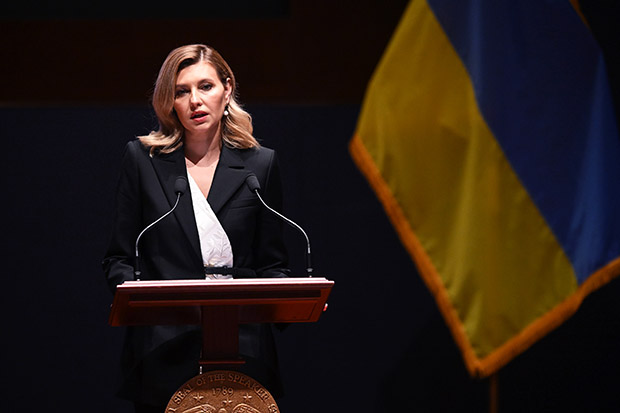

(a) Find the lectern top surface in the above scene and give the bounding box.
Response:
[120,277,332,288]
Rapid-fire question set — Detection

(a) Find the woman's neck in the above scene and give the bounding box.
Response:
[184,132,222,165]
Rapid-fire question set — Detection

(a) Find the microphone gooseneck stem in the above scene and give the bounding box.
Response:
[254,189,313,277]
[134,193,182,280]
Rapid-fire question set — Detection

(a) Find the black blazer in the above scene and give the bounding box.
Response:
[102,139,289,405]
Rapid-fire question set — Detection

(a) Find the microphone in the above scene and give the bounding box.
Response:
[246,173,313,277]
[134,176,187,280]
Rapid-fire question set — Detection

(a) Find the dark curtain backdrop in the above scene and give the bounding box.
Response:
[2,104,619,412]
[2,0,620,411]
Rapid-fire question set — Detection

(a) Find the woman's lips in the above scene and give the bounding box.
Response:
[191,111,207,121]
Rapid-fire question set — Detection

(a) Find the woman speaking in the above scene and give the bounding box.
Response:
[102,44,289,412]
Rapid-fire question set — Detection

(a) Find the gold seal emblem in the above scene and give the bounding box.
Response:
[166,370,279,413]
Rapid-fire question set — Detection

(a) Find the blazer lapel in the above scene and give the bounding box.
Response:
[150,148,202,263]
[208,145,249,215]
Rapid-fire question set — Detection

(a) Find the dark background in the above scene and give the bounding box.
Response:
[2,1,619,411]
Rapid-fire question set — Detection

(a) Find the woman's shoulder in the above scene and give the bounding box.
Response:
[126,138,150,153]
[122,138,146,156]
[228,144,278,164]
[117,139,159,171]
[125,138,175,160]
[231,144,276,154]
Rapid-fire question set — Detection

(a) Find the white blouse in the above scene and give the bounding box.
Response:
[186,171,234,279]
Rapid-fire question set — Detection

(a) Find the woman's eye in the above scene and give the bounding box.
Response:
[201,84,213,91]
[175,89,188,98]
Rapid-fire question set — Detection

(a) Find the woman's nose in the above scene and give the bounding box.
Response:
[190,89,201,106]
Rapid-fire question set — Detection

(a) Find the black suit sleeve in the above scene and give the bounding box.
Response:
[102,142,142,292]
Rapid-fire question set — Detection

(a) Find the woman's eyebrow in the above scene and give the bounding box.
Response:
[175,77,215,88]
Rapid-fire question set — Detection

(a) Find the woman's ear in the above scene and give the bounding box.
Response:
[225,77,232,102]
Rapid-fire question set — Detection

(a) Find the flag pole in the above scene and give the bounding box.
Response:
[489,372,499,413]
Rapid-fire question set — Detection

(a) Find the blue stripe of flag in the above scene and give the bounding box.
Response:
[427,0,620,283]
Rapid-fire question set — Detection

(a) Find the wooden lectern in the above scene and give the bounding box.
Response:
[109,277,334,368]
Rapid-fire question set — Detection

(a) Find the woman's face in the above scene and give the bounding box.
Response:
[173,61,231,139]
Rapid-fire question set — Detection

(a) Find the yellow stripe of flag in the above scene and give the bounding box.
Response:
[350,0,577,376]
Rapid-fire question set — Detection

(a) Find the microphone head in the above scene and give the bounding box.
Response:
[245,173,261,192]
[174,176,188,195]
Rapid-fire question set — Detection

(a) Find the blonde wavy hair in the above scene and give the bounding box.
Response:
[139,44,259,153]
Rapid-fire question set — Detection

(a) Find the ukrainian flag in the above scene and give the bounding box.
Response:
[350,0,620,377]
